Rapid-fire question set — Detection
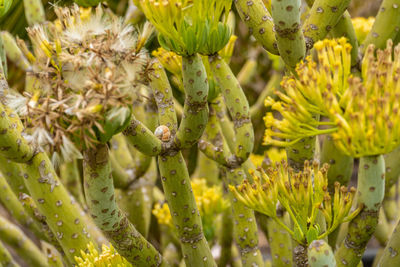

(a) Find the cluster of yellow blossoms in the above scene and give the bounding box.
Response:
[75,243,131,267]
[230,161,361,245]
[264,37,400,157]
[152,178,229,239]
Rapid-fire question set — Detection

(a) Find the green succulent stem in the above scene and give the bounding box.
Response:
[192,149,220,185]
[149,61,215,266]
[328,11,359,66]
[320,135,353,192]
[23,0,45,26]
[0,173,44,240]
[271,0,306,69]
[234,0,279,55]
[149,61,178,132]
[335,155,385,267]
[218,208,234,267]
[209,55,254,165]
[0,33,7,77]
[175,54,209,148]
[362,0,400,51]
[158,152,216,267]
[224,167,264,267]
[293,242,308,267]
[302,0,351,50]
[23,152,96,262]
[382,185,398,221]
[117,159,158,238]
[308,240,336,267]
[383,145,400,193]
[1,31,30,71]
[60,159,86,207]
[0,103,34,163]
[83,143,165,266]
[123,117,162,156]
[0,155,28,195]
[18,193,63,253]
[286,136,317,172]
[0,215,48,267]
[266,215,293,266]
[378,215,400,266]
[0,240,19,267]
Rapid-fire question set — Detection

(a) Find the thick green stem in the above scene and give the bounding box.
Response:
[384,145,400,193]
[234,0,279,55]
[60,159,86,207]
[23,0,45,26]
[117,159,158,238]
[286,136,316,172]
[308,240,336,267]
[210,56,254,165]
[123,117,162,156]
[149,60,214,266]
[0,215,48,267]
[23,152,95,262]
[218,208,233,267]
[18,193,63,254]
[175,54,209,149]
[383,185,398,221]
[335,155,385,266]
[293,242,308,267]
[0,174,44,240]
[225,167,264,267]
[0,104,34,163]
[362,0,400,51]
[320,135,353,192]
[1,31,30,71]
[378,215,400,266]
[83,143,165,266]
[0,240,19,267]
[158,152,215,266]
[302,0,351,50]
[0,155,28,195]
[328,11,359,66]
[271,0,306,69]
[192,149,220,185]
[266,215,293,266]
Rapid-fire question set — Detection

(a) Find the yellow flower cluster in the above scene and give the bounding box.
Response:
[352,17,375,43]
[152,178,229,227]
[329,40,400,157]
[250,148,286,168]
[75,242,131,267]
[264,37,400,157]
[264,37,351,147]
[230,161,361,245]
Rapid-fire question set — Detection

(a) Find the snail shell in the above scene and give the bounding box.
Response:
[154,125,171,142]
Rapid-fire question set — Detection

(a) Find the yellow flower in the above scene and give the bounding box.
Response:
[153,178,228,228]
[230,161,360,245]
[352,17,375,43]
[250,154,264,168]
[75,242,132,267]
[263,38,352,147]
[152,202,172,226]
[328,40,400,157]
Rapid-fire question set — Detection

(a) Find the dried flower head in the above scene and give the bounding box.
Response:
[75,242,132,267]
[230,161,361,245]
[5,5,153,163]
[140,0,232,55]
